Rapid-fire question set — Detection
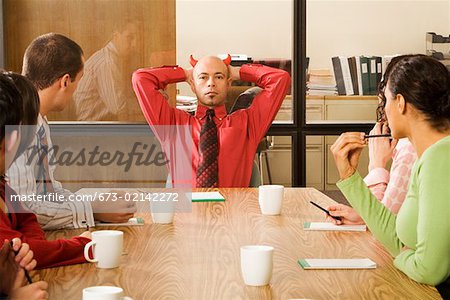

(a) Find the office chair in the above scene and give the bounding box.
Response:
[229,87,272,186]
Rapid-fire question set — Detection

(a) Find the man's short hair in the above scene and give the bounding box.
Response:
[22,33,84,90]
[0,73,23,143]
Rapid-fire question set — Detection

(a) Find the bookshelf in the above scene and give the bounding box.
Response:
[264,95,378,189]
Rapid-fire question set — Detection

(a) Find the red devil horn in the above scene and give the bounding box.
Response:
[189,55,198,67]
[222,54,232,66]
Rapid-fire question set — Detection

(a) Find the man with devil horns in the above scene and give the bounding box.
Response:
[132,55,291,188]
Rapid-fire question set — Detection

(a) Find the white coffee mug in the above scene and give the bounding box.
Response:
[82,286,132,300]
[150,200,175,224]
[84,230,123,269]
[240,245,274,286]
[258,185,284,215]
[151,212,175,224]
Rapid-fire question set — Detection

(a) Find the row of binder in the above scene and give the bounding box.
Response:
[331,55,396,96]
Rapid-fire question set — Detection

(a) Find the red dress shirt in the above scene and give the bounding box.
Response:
[132,64,291,187]
[0,180,89,269]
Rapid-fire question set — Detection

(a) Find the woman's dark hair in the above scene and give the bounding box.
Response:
[2,72,40,159]
[377,54,450,132]
[0,73,23,143]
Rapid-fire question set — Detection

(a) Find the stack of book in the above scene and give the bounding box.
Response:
[306,69,337,96]
[176,95,197,113]
[331,55,398,96]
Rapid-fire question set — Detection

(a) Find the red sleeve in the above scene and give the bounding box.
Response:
[240,64,291,142]
[0,212,90,269]
[132,66,187,126]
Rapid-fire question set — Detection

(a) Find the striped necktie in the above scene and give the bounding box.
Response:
[36,125,55,194]
[196,109,218,188]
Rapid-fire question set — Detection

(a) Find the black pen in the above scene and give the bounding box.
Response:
[364,134,392,139]
[309,201,342,221]
[9,241,33,284]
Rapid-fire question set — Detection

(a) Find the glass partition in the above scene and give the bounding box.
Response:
[4,0,176,122]
[306,0,450,124]
[4,0,295,124]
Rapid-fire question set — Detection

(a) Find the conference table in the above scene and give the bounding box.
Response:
[36,188,441,299]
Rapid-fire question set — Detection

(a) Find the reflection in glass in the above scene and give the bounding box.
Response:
[74,20,141,121]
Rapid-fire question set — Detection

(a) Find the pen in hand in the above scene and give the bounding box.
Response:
[309,201,342,221]
[364,134,392,139]
[9,241,33,284]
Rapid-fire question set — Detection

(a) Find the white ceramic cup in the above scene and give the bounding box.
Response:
[258,185,284,215]
[150,200,175,224]
[84,230,123,269]
[82,286,132,300]
[240,245,274,286]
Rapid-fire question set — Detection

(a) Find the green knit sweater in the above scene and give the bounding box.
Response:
[337,135,450,285]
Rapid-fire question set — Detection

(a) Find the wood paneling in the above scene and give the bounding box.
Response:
[37,188,440,299]
[3,0,176,121]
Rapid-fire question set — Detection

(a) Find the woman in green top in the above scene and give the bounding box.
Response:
[330,54,450,286]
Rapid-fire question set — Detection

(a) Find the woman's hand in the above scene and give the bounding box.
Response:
[10,238,36,271]
[0,238,37,294]
[9,275,48,300]
[330,132,366,180]
[326,204,365,225]
[368,122,398,172]
[79,231,92,240]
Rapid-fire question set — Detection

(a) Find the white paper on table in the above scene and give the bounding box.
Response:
[190,192,225,201]
[298,258,376,269]
[303,222,366,232]
[95,217,145,227]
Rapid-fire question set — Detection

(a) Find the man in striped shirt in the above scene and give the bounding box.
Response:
[7,33,136,230]
[73,20,139,121]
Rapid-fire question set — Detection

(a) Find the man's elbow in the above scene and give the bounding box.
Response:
[278,70,291,93]
[132,69,144,86]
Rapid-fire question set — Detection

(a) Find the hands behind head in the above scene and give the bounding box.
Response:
[325,204,365,225]
[184,69,194,90]
[368,122,398,172]
[228,66,241,81]
[330,132,366,180]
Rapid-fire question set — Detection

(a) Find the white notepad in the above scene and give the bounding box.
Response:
[303,222,366,232]
[298,258,376,269]
[95,217,145,227]
[191,192,225,202]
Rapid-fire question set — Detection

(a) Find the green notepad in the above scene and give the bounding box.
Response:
[298,259,310,269]
[298,258,376,269]
[191,192,225,202]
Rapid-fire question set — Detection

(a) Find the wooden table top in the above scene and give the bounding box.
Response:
[36,188,440,299]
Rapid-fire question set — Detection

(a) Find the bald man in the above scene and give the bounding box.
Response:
[132,56,290,188]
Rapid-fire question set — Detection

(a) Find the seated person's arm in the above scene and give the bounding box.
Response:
[239,64,291,142]
[8,148,95,230]
[132,66,187,126]
[1,213,91,269]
